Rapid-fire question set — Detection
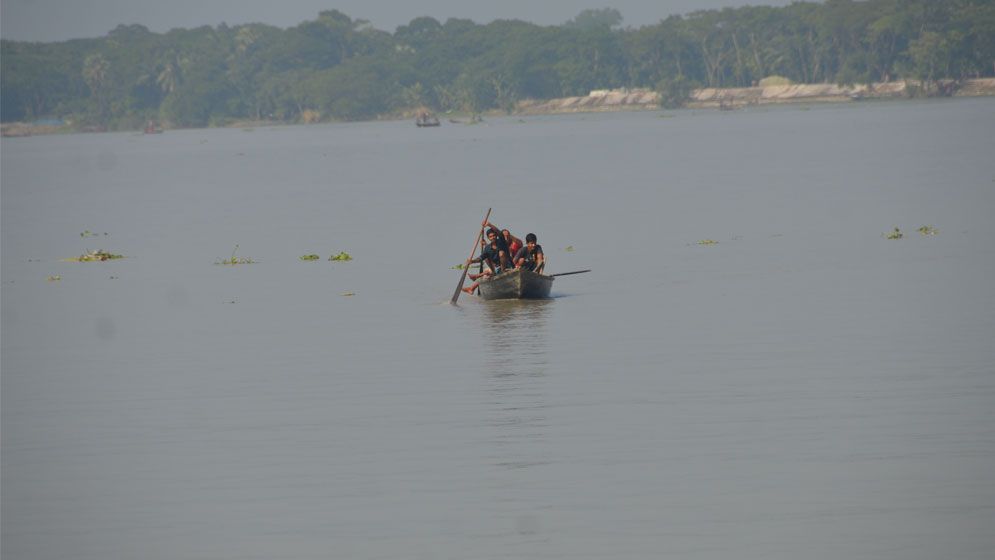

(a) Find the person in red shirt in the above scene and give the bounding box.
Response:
[486,221,523,261]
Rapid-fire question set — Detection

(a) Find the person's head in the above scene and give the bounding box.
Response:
[501,229,511,242]
[486,228,500,244]
[525,233,537,247]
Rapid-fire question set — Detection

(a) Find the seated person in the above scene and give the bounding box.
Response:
[486,221,523,260]
[462,228,510,294]
[514,233,544,272]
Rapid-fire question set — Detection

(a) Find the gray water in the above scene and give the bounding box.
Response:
[3,98,994,560]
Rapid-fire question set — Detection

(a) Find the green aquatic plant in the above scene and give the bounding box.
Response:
[329,251,353,261]
[340,292,356,297]
[65,249,124,262]
[80,230,107,238]
[564,245,575,252]
[47,275,61,282]
[216,244,255,265]
[299,254,321,261]
[451,263,467,270]
[697,239,719,245]
[917,225,939,236]
[885,227,903,240]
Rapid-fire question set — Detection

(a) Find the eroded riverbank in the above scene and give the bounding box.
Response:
[516,78,995,114]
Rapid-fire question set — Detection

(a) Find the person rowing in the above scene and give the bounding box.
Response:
[462,227,511,294]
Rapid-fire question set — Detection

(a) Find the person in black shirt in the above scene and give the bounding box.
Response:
[513,233,544,273]
[462,227,511,294]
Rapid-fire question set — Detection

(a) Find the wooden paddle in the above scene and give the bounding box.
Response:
[451,208,492,304]
[549,269,591,277]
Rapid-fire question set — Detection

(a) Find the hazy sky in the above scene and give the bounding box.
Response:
[1,0,792,42]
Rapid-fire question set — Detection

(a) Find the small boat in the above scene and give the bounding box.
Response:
[477,268,553,300]
[415,111,440,127]
[144,121,163,134]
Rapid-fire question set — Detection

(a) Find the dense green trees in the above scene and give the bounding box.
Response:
[2,0,992,127]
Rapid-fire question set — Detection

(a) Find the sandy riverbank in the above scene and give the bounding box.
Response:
[515,78,995,114]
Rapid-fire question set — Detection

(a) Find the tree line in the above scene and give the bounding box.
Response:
[2,0,993,128]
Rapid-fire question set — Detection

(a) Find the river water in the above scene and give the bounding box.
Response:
[3,98,994,559]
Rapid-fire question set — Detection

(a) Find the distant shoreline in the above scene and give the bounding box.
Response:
[3,78,994,137]
[517,78,995,114]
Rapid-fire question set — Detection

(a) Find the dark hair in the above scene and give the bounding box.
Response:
[525,233,537,243]
[487,228,501,238]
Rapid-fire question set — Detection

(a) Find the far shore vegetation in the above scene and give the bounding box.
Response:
[2,1,994,133]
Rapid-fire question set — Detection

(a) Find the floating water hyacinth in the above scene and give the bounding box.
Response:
[64,249,124,262]
[47,275,61,282]
[299,254,320,261]
[885,227,903,240]
[80,230,107,238]
[564,245,574,252]
[918,225,939,236]
[697,239,719,245]
[329,251,353,261]
[216,256,255,264]
[340,292,356,297]
[215,244,254,265]
[451,263,467,270]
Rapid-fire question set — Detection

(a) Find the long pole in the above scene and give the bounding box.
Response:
[451,208,492,304]
[549,269,591,277]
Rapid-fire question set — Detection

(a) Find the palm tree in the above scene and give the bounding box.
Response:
[156,58,180,95]
[82,53,111,124]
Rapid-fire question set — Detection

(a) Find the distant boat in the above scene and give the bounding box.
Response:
[448,115,483,125]
[415,112,440,127]
[144,121,163,134]
[477,268,553,300]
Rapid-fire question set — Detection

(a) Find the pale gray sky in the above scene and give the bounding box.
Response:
[1,0,792,42]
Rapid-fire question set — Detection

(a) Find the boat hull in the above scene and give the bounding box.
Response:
[477,269,553,300]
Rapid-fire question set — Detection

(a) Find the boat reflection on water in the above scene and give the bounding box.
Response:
[477,299,554,472]
[479,298,553,360]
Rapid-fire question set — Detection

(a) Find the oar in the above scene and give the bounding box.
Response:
[549,269,590,277]
[451,208,492,304]
[477,232,484,288]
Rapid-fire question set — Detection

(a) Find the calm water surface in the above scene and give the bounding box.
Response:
[3,99,995,559]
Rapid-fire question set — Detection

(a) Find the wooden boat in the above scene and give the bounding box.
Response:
[415,112,440,127]
[477,268,553,300]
